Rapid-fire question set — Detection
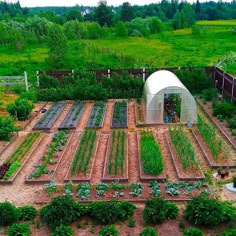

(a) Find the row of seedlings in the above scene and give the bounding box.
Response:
[138,130,165,180]
[194,114,234,167]
[59,101,85,129]
[65,129,97,182]
[103,130,128,181]
[33,101,66,130]
[111,101,128,128]
[86,101,107,128]
[27,131,69,182]
[168,126,205,180]
[0,132,42,182]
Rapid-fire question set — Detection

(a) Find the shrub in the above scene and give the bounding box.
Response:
[118,201,136,221]
[18,205,37,221]
[227,117,236,129]
[140,227,158,236]
[7,223,30,236]
[183,227,203,236]
[184,196,235,226]
[128,217,136,227]
[99,225,119,236]
[143,198,178,224]
[90,201,120,225]
[0,202,18,226]
[213,102,236,119]
[219,229,236,236]
[7,98,34,121]
[40,195,87,229]
[50,224,74,236]
[0,115,17,141]
[200,88,217,101]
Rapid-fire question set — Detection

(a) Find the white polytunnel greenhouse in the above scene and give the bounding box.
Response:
[143,70,197,124]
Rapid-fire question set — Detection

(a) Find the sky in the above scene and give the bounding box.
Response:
[6,0,233,8]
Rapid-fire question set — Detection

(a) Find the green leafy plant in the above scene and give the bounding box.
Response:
[128,217,136,227]
[99,225,119,236]
[140,227,158,236]
[0,115,17,141]
[0,202,18,226]
[77,182,91,200]
[184,196,235,226]
[40,195,87,229]
[64,180,73,196]
[183,227,203,236]
[218,229,236,236]
[118,201,136,221]
[50,224,74,236]
[7,223,30,236]
[18,205,37,221]
[44,180,57,196]
[129,182,144,197]
[143,198,178,224]
[90,201,120,225]
[140,130,164,175]
[3,161,20,180]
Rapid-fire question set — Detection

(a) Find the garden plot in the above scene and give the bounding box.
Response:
[33,101,66,130]
[111,101,128,128]
[102,130,128,182]
[137,130,166,181]
[65,129,99,182]
[166,126,205,181]
[59,101,85,129]
[193,114,235,168]
[0,132,43,183]
[135,101,145,126]
[86,101,107,128]
[26,131,71,183]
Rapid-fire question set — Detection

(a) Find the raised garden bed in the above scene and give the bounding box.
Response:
[194,114,235,168]
[166,127,205,181]
[35,181,210,204]
[0,133,44,183]
[86,101,107,128]
[26,131,70,183]
[102,130,128,182]
[135,101,145,126]
[137,130,166,181]
[33,101,66,130]
[65,129,99,183]
[111,101,128,128]
[59,101,85,129]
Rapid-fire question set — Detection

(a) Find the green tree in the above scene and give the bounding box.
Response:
[64,9,83,22]
[7,98,34,121]
[0,116,17,141]
[115,21,128,37]
[94,1,113,26]
[120,2,134,22]
[47,24,68,69]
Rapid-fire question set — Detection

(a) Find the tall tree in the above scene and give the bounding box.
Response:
[47,24,68,69]
[94,1,113,26]
[120,2,134,22]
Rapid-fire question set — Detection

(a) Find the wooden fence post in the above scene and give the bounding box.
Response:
[36,71,40,87]
[24,71,28,92]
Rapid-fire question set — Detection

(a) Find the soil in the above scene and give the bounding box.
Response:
[135,101,145,125]
[102,100,114,131]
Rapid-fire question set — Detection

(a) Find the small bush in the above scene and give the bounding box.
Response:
[50,224,74,236]
[200,88,217,101]
[213,102,236,119]
[143,198,178,224]
[118,201,136,221]
[183,227,203,236]
[227,117,236,129]
[18,205,37,221]
[140,227,158,236]
[90,201,120,225]
[99,225,119,236]
[184,196,235,226]
[128,217,136,227]
[7,223,30,236]
[0,202,18,226]
[219,229,236,236]
[40,195,87,229]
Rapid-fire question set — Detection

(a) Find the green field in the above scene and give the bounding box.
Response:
[0,21,235,81]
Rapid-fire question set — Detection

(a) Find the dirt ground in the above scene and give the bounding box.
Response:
[0,99,235,236]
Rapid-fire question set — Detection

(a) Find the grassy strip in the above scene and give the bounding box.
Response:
[71,129,96,175]
[140,130,164,175]
[169,126,199,171]
[7,132,40,164]
[108,130,126,176]
[197,114,227,160]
